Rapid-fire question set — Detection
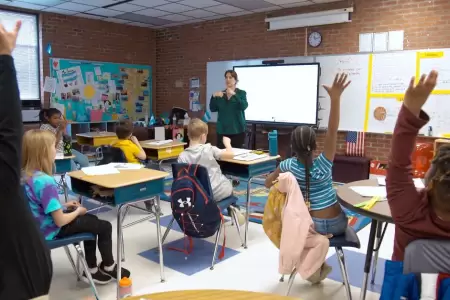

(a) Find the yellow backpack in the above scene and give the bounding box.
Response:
[262,183,287,249]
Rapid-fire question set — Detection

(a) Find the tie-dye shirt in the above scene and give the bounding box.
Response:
[24,171,62,240]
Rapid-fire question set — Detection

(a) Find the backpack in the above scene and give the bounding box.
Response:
[262,183,287,249]
[170,164,225,258]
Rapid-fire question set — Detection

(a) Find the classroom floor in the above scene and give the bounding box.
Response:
[50,175,394,300]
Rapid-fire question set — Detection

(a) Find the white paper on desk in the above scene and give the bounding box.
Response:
[376,177,425,189]
[155,127,165,141]
[350,186,387,197]
[82,165,120,176]
[55,153,64,159]
[107,163,143,170]
[233,153,267,161]
[147,139,172,146]
[232,148,252,156]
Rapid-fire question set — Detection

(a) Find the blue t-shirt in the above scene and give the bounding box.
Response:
[279,153,337,210]
[24,171,62,240]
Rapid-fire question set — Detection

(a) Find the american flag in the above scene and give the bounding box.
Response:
[346,131,365,157]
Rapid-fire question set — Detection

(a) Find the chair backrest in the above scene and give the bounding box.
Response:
[403,239,450,274]
[172,163,213,197]
[97,146,127,165]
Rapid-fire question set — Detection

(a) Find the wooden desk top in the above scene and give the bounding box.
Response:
[221,155,280,165]
[68,168,169,189]
[76,132,117,138]
[55,155,75,160]
[336,179,393,223]
[128,290,298,300]
[140,139,187,150]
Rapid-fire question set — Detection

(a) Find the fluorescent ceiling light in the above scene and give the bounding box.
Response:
[265,7,353,31]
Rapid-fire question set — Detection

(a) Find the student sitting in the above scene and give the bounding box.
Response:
[112,119,146,164]
[22,129,131,284]
[265,73,351,237]
[386,70,450,261]
[39,108,89,170]
[178,118,245,225]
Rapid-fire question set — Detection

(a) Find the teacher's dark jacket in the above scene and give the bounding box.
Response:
[209,88,248,135]
[0,55,53,299]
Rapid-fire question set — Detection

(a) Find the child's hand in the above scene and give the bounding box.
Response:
[77,206,87,215]
[322,73,351,100]
[214,91,224,97]
[222,136,231,148]
[403,70,438,116]
[130,136,139,144]
[64,201,80,208]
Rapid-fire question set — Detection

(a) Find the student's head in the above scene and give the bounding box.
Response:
[427,145,450,214]
[39,108,62,128]
[22,130,56,176]
[116,119,134,139]
[224,70,238,88]
[187,118,208,144]
[290,126,317,201]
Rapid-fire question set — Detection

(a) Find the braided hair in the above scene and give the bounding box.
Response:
[427,144,450,207]
[290,126,317,203]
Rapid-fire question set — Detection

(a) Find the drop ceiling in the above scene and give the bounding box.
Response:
[0,0,341,28]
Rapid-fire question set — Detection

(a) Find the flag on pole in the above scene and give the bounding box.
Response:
[346,131,365,156]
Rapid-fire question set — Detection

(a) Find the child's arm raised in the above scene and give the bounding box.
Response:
[322,73,351,161]
[386,71,437,224]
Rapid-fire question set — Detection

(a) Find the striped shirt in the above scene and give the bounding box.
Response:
[40,124,63,152]
[279,153,337,211]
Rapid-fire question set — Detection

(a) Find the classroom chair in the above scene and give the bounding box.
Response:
[96,146,127,165]
[161,163,244,270]
[47,233,99,299]
[403,239,450,274]
[285,226,360,300]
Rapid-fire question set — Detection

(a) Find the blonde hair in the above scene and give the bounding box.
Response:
[22,130,56,176]
[187,118,208,140]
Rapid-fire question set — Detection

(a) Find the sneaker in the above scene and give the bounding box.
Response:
[306,263,332,284]
[99,262,131,280]
[229,206,245,226]
[82,270,113,285]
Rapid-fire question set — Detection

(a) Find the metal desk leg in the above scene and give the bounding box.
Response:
[244,177,253,249]
[371,222,387,284]
[116,203,126,300]
[154,195,165,282]
[360,220,378,300]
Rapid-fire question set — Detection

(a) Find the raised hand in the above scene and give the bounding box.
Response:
[323,73,351,100]
[214,91,224,97]
[226,88,236,96]
[403,70,438,116]
[0,20,21,56]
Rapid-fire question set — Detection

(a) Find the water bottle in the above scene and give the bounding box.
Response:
[183,112,190,126]
[268,130,278,156]
[63,135,72,157]
[119,277,132,298]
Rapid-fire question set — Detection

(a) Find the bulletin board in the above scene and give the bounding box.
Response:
[206,49,450,137]
[49,58,152,122]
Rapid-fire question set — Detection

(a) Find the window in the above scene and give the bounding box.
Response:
[0,10,39,101]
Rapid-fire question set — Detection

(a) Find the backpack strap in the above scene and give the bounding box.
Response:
[187,164,199,177]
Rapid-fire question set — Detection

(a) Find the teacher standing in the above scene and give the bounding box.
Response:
[210,70,248,149]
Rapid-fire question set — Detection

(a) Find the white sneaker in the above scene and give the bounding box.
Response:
[230,206,245,226]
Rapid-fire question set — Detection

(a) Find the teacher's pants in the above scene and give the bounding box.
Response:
[216,132,246,149]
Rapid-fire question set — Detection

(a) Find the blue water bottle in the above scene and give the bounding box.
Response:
[268,130,278,156]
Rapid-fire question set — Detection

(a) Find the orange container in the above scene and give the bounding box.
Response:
[370,160,388,176]
[412,143,433,179]
[119,277,132,298]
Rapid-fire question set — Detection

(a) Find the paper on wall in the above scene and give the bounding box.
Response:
[57,66,84,92]
[43,76,57,93]
[86,72,94,84]
[108,80,116,92]
[94,67,102,76]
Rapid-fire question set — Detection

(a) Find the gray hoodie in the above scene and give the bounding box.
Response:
[178,143,233,201]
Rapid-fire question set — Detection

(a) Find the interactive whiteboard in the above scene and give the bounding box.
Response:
[233,63,320,125]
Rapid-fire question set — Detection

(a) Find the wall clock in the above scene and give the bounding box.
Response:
[308,31,322,48]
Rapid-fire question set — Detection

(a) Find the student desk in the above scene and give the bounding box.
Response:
[76,132,117,147]
[129,290,298,300]
[55,155,75,202]
[337,179,393,300]
[219,155,280,248]
[68,168,169,300]
[140,140,187,166]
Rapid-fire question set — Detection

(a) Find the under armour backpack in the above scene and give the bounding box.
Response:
[170,164,225,258]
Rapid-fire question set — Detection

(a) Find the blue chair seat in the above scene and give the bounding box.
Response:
[329,226,361,249]
[217,195,239,211]
[47,233,96,250]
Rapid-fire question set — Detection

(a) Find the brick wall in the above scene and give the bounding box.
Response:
[155,0,448,160]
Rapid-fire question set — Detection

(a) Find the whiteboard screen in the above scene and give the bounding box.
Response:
[234,63,320,125]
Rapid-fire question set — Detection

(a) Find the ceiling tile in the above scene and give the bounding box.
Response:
[55,2,96,12]
[155,3,195,13]
[181,9,216,18]
[159,14,192,22]
[217,0,274,10]
[86,8,122,17]
[176,0,222,8]
[130,0,170,7]
[2,1,47,10]
[115,12,173,25]
[72,0,117,6]
[204,4,242,14]
[42,7,78,15]
[103,18,131,24]
[109,3,145,12]
[18,0,65,5]
[75,13,105,20]
[228,11,253,17]
[137,8,169,17]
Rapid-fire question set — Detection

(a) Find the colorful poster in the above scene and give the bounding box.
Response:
[49,58,152,122]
